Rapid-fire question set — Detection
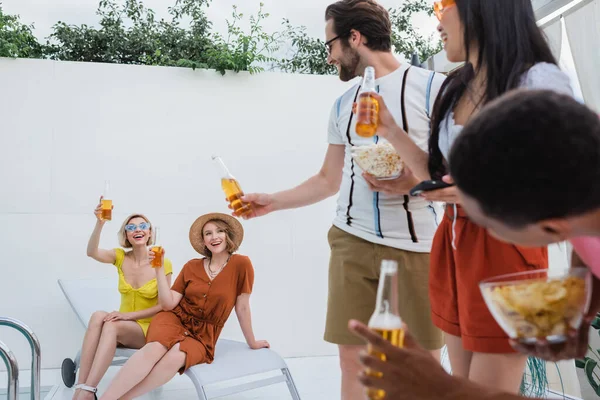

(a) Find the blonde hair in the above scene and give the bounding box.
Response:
[199,219,237,257]
[117,214,154,248]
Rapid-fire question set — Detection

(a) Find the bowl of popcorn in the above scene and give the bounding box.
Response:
[351,142,403,180]
[480,268,591,343]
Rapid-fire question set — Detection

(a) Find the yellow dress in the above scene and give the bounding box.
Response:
[113,248,173,336]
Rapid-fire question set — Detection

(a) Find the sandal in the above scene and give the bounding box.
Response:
[74,384,98,400]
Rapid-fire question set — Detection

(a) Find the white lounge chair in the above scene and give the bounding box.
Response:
[57,278,301,399]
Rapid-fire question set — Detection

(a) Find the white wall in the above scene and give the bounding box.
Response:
[0,58,351,370]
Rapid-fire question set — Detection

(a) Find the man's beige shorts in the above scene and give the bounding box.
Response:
[324,225,444,350]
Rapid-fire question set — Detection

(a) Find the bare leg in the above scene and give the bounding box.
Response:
[78,321,146,400]
[73,311,107,400]
[98,342,167,400]
[445,334,473,378]
[120,343,187,400]
[469,352,528,393]
[339,345,365,400]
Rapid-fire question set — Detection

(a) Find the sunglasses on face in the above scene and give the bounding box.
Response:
[125,222,151,232]
[434,0,456,21]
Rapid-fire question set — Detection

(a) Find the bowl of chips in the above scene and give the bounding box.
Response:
[480,268,591,343]
[351,142,403,180]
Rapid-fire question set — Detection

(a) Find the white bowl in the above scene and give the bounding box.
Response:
[351,143,403,180]
[479,268,592,344]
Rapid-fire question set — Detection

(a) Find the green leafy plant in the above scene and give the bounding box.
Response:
[0,3,44,58]
[1,0,442,76]
[576,313,600,396]
[389,0,442,63]
[197,3,280,75]
[278,0,442,75]
[276,19,336,75]
[45,0,213,67]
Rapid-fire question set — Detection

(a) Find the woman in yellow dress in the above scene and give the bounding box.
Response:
[73,198,172,400]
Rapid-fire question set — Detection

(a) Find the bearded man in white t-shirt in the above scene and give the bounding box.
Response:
[240,1,446,398]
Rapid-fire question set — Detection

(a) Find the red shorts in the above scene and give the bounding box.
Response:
[429,205,548,353]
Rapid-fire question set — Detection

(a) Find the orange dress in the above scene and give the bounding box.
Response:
[146,254,254,373]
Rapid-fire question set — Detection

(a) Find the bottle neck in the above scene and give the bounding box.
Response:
[374,271,399,316]
[361,67,377,92]
[153,227,160,246]
[213,156,235,179]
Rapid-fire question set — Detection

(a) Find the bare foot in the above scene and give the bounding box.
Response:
[72,388,80,400]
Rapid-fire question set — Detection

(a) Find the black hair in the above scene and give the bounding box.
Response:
[450,90,600,227]
[429,0,557,179]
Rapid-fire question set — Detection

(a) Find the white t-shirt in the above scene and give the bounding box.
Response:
[328,64,446,253]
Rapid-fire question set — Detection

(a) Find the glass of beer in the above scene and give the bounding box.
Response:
[101,180,112,221]
[366,260,404,400]
[150,226,164,268]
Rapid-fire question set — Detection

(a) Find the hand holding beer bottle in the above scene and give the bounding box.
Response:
[349,320,459,400]
[212,155,253,218]
[94,195,113,222]
[365,260,404,400]
[228,192,275,220]
[148,226,165,268]
[355,66,380,138]
[99,180,113,221]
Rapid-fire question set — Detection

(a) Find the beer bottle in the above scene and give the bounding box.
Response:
[101,180,112,221]
[212,155,252,218]
[150,226,164,268]
[366,259,404,400]
[356,66,380,138]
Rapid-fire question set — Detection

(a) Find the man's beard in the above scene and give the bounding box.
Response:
[338,50,361,82]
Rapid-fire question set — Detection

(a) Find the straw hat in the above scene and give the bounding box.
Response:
[189,213,244,256]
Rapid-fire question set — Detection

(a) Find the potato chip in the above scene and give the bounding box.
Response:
[484,276,587,339]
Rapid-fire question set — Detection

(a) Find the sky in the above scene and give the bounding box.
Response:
[1,0,441,59]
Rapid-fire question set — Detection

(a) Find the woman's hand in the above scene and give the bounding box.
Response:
[94,195,113,222]
[420,175,460,204]
[149,248,165,269]
[250,340,270,350]
[94,196,104,222]
[104,311,133,322]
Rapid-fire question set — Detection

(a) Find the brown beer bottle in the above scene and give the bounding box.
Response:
[212,155,252,218]
[366,260,404,400]
[355,66,379,138]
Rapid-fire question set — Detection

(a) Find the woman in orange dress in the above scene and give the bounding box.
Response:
[99,213,269,400]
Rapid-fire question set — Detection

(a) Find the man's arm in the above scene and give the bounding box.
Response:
[240,144,345,218]
[270,144,345,210]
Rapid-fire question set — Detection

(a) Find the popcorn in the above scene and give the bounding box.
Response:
[351,143,403,179]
